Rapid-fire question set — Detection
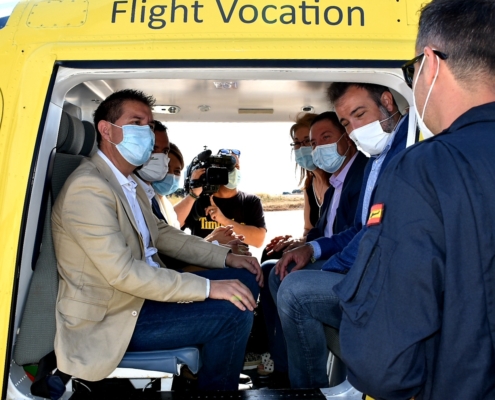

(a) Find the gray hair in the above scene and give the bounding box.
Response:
[417,0,495,84]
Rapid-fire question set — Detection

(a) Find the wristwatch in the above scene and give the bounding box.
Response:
[305,243,316,263]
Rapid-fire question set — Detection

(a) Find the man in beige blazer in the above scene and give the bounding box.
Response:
[51,89,262,391]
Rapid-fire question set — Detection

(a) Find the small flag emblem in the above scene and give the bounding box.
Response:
[367,203,384,226]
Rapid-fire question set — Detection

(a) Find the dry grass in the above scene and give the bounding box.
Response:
[256,193,304,211]
[167,193,304,211]
[255,193,304,211]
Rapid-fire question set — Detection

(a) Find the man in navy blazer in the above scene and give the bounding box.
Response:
[259,111,367,379]
[271,83,410,389]
[306,151,368,242]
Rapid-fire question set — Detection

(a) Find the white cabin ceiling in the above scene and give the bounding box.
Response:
[66,78,331,123]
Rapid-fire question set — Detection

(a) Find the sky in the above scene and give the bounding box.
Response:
[167,122,303,195]
[0,0,16,17]
[0,0,304,195]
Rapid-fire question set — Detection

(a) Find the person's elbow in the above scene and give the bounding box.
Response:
[247,228,266,248]
[346,357,424,400]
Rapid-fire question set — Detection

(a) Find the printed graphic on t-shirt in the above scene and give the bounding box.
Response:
[198,217,245,230]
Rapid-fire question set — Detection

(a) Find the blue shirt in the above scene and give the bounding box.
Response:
[360,117,405,225]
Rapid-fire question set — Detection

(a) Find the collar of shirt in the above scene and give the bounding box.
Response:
[135,175,156,205]
[97,149,137,191]
[329,152,358,190]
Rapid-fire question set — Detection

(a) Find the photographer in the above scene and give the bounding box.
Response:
[183,149,267,248]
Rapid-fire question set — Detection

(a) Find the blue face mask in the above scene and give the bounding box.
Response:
[108,123,155,166]
[152,174,181,196]
[294,146,317,171]
[312,134,348,173]
[225,168,241,189]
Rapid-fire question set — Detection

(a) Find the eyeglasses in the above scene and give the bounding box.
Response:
[290,138,312,148]
[401,50,448,88]
[218,149,241,157]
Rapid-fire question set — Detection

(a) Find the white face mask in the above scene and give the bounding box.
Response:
[349,111,399,157]
[225,168,241,189]
[413,54,439,139]
[138,153,169,182]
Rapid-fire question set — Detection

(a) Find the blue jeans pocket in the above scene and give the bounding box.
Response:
[334,228,396,327]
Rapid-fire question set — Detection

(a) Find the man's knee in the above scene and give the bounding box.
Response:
[268,261,298,303]
[268,265,283,303]
[236,268,260,299]
[226,301,254,332]
[276,273,304,317]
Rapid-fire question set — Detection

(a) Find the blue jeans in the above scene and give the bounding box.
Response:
[273,267,345,389]
[260,260,287,373]
[128,268,259,390]
[261,260,325,375]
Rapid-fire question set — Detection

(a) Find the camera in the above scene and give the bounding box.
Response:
[184,147,237,221]
[184,147,237,196]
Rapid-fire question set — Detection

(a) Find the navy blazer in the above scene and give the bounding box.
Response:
[315,113,410,272]
[306,152,369,241]
[335,102,495,400]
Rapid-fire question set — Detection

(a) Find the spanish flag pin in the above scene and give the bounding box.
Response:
[367,203,384,226]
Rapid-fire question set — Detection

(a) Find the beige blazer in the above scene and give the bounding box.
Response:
[51,153,229,381]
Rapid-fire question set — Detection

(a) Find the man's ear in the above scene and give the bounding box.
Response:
[98,120,111,141]
[380,91,395,113]
[422,46,439,87]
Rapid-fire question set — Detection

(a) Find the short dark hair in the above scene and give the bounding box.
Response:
[327,82,395,109]
[310,111,345,133]
[169,143,184,170]
[93,89,156,145]
[417,0,495,84]
[153,120,167,133]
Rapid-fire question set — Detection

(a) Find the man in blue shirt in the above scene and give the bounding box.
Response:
[335,1,495,398]
[270,83,411,388]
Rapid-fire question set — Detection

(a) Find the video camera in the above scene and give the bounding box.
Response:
[184,147,237,196]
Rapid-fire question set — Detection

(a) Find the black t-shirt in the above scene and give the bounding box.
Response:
[184,191,266,238]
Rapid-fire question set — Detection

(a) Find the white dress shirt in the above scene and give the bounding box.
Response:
[97,150,159,268]
[134,172,211,297]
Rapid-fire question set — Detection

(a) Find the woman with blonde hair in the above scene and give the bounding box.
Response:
[263,113,330,259]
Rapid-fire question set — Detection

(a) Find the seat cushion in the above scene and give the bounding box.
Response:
[324,325,342,360]
[118,347,201,375]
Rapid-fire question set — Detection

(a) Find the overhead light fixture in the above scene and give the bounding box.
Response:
[214,81,238,89]
[153,105,181,114]
[301,105,314,113]
[238,108,274,114]
[198,105,210,112]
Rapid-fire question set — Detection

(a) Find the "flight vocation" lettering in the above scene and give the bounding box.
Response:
[111,0,365,30]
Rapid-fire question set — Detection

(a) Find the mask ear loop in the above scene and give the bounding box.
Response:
[105,121,122,146]
[421,54,440,119]
[379,110,399,124]
[379,109,401,133]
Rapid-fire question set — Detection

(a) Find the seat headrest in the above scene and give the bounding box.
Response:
[62,102,82,120]
[57,111,85,155]
[80,121,97,157]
